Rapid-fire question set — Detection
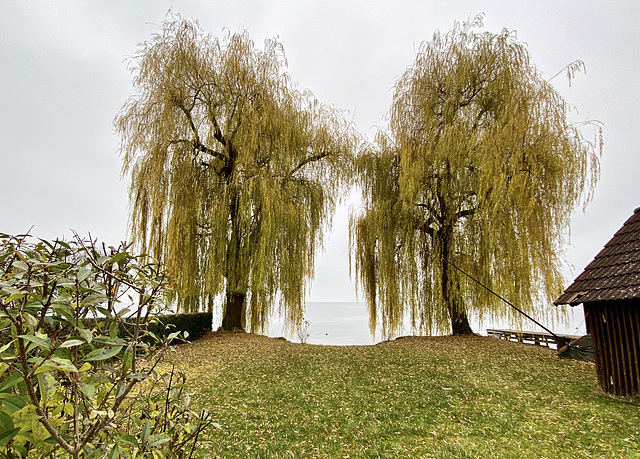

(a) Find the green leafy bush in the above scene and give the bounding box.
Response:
[0,233,215,458]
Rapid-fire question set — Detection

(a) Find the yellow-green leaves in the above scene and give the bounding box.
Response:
[116,17,359,331]
[352,15,601,338]
[18,333,52,351]
[31,357,78,375]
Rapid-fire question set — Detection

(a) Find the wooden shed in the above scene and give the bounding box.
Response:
[555,207,640,396]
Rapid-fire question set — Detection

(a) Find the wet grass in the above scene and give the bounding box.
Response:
[169,332,640,458]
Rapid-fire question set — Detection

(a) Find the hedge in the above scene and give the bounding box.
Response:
[150,312,213,342]
[78,312,213,343]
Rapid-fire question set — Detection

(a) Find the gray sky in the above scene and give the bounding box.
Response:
[2,1,639,311]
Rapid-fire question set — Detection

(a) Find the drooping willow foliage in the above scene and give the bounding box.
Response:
[116,17,358,332]
[351,15,601,338]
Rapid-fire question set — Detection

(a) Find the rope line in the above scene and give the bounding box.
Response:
[447,260,573,348]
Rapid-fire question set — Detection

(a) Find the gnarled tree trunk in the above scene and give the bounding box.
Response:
[222,292,245,331]
[221,192,246,331]
[441,224,474,335]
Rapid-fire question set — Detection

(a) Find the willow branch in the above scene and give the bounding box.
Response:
[175,102,230,168]
[456,208,475,219]
[169,139,228,164]
[289,151,329,177]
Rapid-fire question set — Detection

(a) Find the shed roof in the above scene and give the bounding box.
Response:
[555,207,640,305]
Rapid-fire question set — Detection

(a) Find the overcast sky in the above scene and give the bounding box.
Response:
[2,1,639,315]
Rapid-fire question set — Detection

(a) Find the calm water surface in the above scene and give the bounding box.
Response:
[267,302,587,346]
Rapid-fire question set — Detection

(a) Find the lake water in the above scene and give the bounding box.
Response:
[268,302,378,345]
[267,302,588,345]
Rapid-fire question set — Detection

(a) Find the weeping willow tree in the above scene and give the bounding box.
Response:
[351,16,601,338]
[115,17,358,332]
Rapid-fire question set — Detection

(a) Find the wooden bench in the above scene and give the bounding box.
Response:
[486,329,580,349]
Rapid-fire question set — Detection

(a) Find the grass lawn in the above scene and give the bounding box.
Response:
[169,332,639,458]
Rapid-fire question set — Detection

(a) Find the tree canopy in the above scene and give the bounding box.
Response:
[351,16,601,338]
[115,17,358,332]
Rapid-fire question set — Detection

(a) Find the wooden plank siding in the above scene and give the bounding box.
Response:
[555,207,640,396]
[584,301,640,396]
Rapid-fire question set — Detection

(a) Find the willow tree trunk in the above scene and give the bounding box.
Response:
[222,292,245,331]
[449,297,473,335]
[222,192,246,331]
[441,225,474,335]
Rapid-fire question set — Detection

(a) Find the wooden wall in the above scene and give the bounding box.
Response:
[584,300,640,396]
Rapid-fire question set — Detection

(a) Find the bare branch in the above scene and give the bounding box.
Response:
[289,151,329,177]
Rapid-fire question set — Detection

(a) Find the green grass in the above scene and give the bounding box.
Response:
[169,332,640,458]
